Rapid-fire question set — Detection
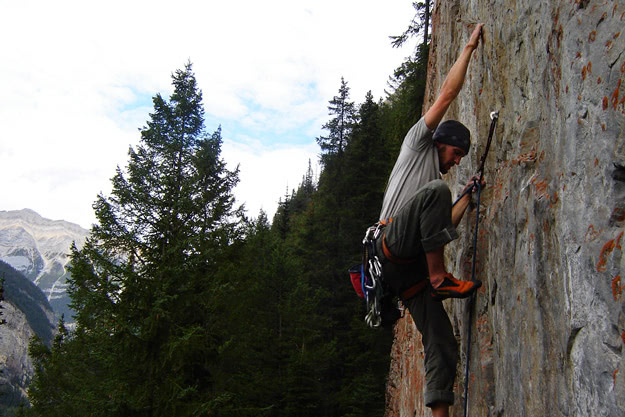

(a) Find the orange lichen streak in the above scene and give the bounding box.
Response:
[597,231,624,272]
[612,275,623,301]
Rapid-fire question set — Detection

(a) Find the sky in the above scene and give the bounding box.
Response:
[0,0,417,229]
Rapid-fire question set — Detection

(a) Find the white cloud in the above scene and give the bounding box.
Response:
[221,137,320,220]
[0,0,416,228]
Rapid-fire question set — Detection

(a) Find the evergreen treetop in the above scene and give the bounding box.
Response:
[316,77,356,161]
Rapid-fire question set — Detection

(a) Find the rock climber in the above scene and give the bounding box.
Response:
[377,23,484,417]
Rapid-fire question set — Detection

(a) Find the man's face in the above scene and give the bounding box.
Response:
[436,143,466,174]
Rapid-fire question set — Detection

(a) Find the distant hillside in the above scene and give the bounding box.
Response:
[0,260,55,413]
[1,260,55,343]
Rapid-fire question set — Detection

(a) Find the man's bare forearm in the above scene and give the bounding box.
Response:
[440,44,476,100]
[451,193,471,228]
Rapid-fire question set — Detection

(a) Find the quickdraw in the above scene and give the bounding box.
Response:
[454,110,499,204]
[362,223,385,328]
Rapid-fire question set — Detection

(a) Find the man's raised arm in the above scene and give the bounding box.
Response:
[424,24,483,130]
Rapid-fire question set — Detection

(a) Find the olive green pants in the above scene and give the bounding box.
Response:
[378,179,458,407]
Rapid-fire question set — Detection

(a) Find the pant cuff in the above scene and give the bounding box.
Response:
[421,227,459,253]
[424,389,455,407]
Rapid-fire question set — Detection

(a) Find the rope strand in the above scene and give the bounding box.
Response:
[463,180,481,417]
[462,111,497,417]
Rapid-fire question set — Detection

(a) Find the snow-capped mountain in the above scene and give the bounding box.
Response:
[0,209,88,320]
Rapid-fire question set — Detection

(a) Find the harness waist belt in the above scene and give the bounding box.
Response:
[400,279,428,301]
[382,234,417,265]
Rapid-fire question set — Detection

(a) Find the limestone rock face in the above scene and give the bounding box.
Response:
[386,1,625,416]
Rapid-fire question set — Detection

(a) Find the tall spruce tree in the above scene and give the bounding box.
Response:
[28,62,242,416]
[342,91,387,240]
[316,77,356,162]
[314,77,357,259]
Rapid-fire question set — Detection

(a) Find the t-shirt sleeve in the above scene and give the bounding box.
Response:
[402,117,434,152]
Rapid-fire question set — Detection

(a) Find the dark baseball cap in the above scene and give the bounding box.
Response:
[433,120,471,154]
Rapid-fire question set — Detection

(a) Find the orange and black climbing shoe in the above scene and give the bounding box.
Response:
[430,273,482,301]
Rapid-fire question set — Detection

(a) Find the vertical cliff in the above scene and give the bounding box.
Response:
[386,1,625,416]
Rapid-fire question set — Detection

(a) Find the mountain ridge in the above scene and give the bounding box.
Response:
[0,208,88,320]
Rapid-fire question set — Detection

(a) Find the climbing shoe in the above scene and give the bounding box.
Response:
[430,273,482,301]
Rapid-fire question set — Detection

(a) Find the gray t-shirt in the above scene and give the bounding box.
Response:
[379,117,440,220]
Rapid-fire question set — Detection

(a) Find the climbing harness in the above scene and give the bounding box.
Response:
[352,221,424,329]
[351,222,404,328]
[458,110,499,417]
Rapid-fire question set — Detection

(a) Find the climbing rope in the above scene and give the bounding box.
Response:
[453,111,498,417]
[463,178,482,417]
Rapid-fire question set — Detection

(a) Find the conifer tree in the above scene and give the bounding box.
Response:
[342,91,387,241]
[28,62,243,416]
[316,77,356,161]
[28,318,74,416]
[314,77,357,259]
